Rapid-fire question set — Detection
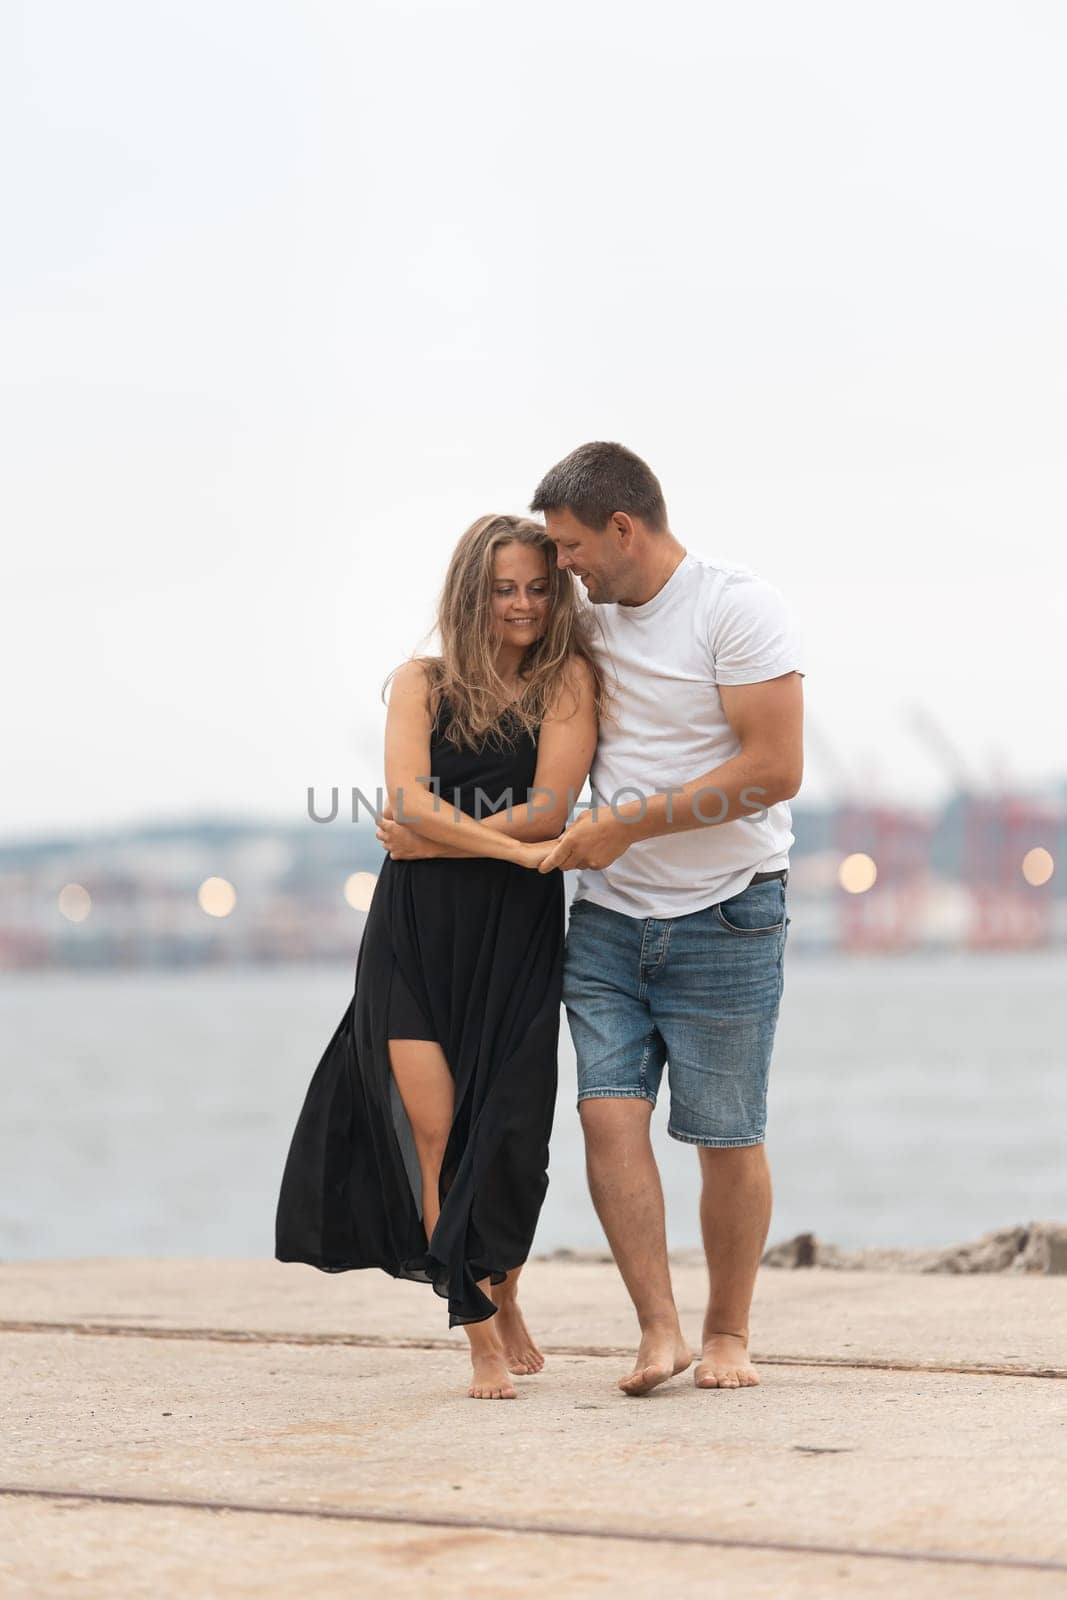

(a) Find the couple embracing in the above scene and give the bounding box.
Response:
[276,441,805,1401]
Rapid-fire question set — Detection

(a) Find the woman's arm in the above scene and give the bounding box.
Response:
[383,661,544,865]
[478,655,598,841]
[378,657,598,861]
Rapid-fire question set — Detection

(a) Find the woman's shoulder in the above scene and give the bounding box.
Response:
[388,655,444,703]
[392,654,439,685]
[543,652,598,723]
[563,653,597,692]
[385,658,451,734]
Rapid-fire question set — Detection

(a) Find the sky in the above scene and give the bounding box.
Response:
[3,0,1065,837]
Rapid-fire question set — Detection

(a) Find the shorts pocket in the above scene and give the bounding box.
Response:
[714,881,786,936]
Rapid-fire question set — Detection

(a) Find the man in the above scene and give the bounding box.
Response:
[531,441,805,1397]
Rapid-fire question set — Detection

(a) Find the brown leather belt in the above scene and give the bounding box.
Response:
[749,868,788,885]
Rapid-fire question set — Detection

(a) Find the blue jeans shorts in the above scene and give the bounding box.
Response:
[561,877,790,1147]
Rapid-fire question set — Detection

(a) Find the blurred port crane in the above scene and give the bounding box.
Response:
[907,705,1058,950]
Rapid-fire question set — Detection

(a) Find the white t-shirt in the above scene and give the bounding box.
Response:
[573,551,805,920]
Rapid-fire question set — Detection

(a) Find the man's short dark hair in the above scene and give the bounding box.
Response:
[530,442,668,532]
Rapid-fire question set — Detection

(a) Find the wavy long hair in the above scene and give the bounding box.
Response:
[385,513,609,749]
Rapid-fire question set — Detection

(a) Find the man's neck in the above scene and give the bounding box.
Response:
[619,538,688,607]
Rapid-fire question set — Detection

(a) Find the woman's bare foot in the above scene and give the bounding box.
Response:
[465,1318,517,1399]
[468,1342,518,1399]
[618,1324,693,1397]
[694,1330,760,1389]
[492,1296,545,1375]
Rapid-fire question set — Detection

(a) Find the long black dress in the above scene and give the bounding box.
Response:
[275,696,563,1326]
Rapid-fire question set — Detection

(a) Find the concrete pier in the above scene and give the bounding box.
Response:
[2,1256,1065,1597]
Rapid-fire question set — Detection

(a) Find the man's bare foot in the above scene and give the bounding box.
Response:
[468,1340,517,1400]
[618,1326,692,1396]
[492,1297,545,1375]
[694,1330,760,1389]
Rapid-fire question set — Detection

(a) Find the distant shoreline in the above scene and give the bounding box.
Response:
[539,1221,1067,1275]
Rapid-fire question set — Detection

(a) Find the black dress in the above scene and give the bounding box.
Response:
[275,696,564,1326]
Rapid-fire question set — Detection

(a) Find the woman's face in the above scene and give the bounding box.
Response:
[489,541,551,650]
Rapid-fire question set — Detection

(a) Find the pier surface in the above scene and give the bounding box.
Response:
[2,1256,1065,1597]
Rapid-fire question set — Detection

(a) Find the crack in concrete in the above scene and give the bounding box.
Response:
[1,1484,1064,1574]
[1,1319,1063,1380]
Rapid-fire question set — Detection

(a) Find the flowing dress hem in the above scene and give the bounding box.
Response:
[274,1248,529,1326]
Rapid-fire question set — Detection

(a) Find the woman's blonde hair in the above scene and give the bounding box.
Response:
[385,513,609,748]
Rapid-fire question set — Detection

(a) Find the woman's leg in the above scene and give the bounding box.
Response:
[387,1037,452,1236]
[491,1268,545,1374]
[389,1038,516,1399]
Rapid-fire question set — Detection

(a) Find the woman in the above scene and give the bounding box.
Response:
[275,514,603,1400]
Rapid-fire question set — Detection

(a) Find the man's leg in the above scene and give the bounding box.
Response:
[650,876,789,1392]
[580,1097,692,1395]
[694,1142,772,1388]
[563,899,692,1396]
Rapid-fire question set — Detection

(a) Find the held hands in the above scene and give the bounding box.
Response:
[514,840,558,871]
[537,810,631,874]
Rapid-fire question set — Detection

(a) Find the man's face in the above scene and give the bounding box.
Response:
[544,507,624,603]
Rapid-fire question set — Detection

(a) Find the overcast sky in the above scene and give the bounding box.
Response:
[3,0,1064,837]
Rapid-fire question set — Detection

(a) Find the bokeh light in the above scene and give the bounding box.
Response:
[1021,847,1054,887]
[838,853,878,894]
[344,872,378,912]
[198,877,237,918]
[57,883,91,923]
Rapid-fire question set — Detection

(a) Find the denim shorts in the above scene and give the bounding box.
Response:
[561,877,790,1147]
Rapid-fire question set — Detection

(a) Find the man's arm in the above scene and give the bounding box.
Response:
[537,670,804,873]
